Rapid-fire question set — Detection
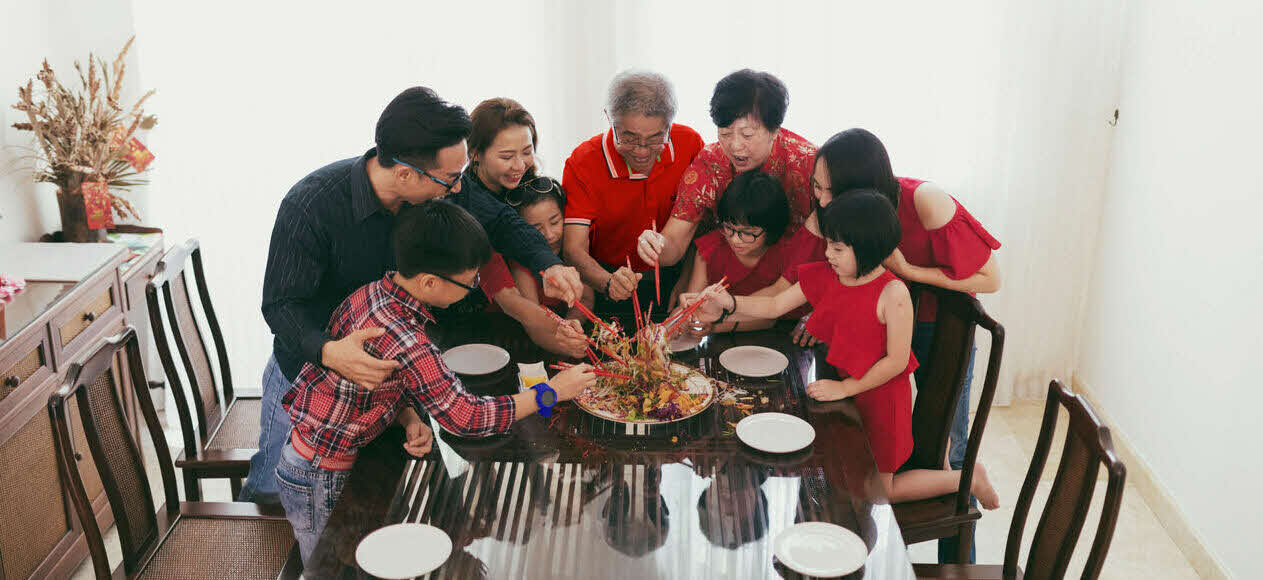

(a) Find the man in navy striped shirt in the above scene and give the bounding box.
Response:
[240,87,584,503]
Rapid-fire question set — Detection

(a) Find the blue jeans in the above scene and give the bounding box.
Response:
[911,321,977,564]
[238,354,295,504]
[276,439,349,565]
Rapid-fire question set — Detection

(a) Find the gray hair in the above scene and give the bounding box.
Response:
[606,70,677,124]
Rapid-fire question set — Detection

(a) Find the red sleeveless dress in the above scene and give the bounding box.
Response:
[798,262,916,472]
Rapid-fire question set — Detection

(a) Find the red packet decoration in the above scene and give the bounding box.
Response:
[124,137,154,172]
[81,180,115,229]
[110,127,127,151]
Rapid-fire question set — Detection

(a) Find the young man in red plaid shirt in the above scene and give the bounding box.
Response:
[277,200,596,563]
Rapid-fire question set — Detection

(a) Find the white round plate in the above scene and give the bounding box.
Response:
[736,412,816,454]
[441,343,510,375]
[718,345,789,377]
[355,523,452,579]
[774,522,867,577]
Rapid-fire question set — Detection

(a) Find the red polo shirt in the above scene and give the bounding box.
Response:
[562,124,704,271]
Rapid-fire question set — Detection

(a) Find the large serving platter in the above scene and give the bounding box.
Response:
[574,362,717,425]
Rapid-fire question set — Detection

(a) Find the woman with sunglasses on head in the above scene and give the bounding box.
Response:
[460,98,591,359]
[562,70,705,326]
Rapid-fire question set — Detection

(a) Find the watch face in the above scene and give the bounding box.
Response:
[540,389,558,406]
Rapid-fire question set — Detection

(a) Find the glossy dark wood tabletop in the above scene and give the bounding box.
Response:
[307,314,915,579]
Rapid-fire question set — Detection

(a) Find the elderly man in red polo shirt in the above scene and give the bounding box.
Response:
[562,70,704,321]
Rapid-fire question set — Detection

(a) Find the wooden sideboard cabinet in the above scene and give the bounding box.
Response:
[0,237,164,580]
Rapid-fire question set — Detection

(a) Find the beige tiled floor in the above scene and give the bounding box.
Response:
[907,401,1202,578]
[72,402,1202,578]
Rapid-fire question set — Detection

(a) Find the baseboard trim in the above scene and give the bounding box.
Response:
[1069,374,1230,580]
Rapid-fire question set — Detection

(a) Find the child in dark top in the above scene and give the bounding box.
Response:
[682,191,999,508]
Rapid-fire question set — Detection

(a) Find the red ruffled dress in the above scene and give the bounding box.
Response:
[798,262,916,472]
[896,177,1001,321]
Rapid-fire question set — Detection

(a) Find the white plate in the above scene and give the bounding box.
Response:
[736,412,816,454]
[441,343,510,375]
[355,523,452,579]
[773,522,867,577]
[718,345,788,377]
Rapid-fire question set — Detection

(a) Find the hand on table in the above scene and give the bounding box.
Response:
[542,264,584,305]
[320,328,400,389]
[805,378,860,402]
[606,267,642,302]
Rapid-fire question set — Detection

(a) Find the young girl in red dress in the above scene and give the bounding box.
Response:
[684,191,999,507]
[684,171,792,333]
[478,178,593,359]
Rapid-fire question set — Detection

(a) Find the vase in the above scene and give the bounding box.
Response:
[55,171,107,243]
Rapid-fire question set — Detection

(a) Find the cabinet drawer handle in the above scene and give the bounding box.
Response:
[82,312,97,322]
[2,376,17,389]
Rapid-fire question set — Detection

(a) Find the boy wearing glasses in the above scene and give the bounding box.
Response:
[277,200,596,564]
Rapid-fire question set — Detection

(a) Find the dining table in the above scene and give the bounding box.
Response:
[306,313,917,579]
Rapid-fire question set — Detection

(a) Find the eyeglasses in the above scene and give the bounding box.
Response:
[604,109,671,151]
[721,223,766,244]
[432,271,480,293]
[392,157,463,193]
[504,176,565,207]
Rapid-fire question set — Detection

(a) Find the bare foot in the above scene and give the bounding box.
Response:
[971,462,1001,510]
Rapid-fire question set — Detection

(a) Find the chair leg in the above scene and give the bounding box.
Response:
[230,477,243,500]
[183,470,202,502]
[956,522,975,564]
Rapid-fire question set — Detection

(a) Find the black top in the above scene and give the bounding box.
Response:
[262,148,562,380]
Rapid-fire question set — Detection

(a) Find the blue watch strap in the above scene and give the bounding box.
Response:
[532,382,558,417]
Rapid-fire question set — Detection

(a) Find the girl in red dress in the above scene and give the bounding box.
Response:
[683,192,999,507]
[684,171,791,334]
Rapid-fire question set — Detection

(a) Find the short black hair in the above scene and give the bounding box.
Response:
[512,177,566,213]
[709,69,789,130]
[819,189,901,277]
[376,87,472,169]
[392,199,491,278]
[716,171,790,245]
[815,128,901,209]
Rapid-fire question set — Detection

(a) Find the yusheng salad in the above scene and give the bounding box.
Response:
[568,277,730,422]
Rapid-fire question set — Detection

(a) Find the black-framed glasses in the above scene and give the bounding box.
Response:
[504,176,566,207]
[604,109,671,151]
[432,271,480,293]
[721,223,766,243]
[392,157,463,193]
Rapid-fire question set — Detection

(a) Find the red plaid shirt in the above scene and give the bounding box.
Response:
[283,273,516,462]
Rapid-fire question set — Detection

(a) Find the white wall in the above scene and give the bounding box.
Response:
[1,0,144,242]
[1077,2,1263,577]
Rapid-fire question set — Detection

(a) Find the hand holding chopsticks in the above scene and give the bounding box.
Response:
[549,362,631,381]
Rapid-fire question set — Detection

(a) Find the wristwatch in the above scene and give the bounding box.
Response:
[532,382,558,417]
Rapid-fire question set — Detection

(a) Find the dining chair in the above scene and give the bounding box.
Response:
[146,239,259,500]
[48,327,301,579]
[893,284,1005,563]
[912,379,1127,579]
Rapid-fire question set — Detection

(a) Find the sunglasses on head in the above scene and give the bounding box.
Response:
[504,176,565,208]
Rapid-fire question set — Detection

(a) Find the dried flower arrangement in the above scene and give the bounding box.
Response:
[10,36,157,241]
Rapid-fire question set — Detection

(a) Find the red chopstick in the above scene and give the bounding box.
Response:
[571,300,618,336]
[549,363,632,381]
[651,219,661,305]
[627,257,643,335]
[664,277,727,328]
